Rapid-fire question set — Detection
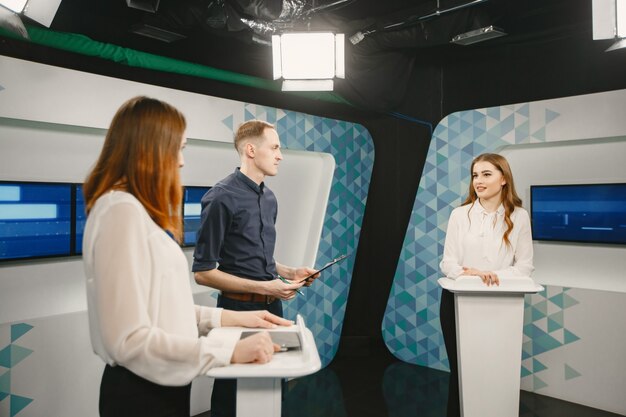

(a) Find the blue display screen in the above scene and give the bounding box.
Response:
[0,182,73,260]
[183,186,211,246]
[531,183,626,245]
[75,185,86,254]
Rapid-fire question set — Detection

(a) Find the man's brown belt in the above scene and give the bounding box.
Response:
[221,292,277,304]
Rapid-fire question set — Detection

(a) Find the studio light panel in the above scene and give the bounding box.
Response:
[272,32,345,91]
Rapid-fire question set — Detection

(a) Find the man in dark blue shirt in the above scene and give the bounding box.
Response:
[192,120,318,417]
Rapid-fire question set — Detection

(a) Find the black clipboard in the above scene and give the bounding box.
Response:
[299,254,348,283]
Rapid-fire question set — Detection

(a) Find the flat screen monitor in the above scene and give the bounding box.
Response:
[0,181,73,261]
[182,186,211,246]
[530,183,626,245]
[75,185,86,254]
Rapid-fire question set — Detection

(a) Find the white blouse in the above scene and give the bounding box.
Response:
[440,201,534,279]
[83,191,239,386]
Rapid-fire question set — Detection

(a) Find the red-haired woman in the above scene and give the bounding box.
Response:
[439,153,534,417]
[82,96,290,417]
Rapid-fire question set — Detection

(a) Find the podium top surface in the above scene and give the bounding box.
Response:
[438,276,544,294]
[206,319,321,379]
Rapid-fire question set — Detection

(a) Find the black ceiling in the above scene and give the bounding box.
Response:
[48,0,590,75]
[22,0,613,113]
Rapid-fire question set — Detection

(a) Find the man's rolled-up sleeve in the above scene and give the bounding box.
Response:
[192,197,231,272]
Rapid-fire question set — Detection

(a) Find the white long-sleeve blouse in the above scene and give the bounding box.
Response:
[440,201,534,279]
[83,191,239,386]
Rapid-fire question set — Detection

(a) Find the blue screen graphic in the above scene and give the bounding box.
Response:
[183,186,211,246]
[75,185,86,254]
[531,183,626,245]
[0,182,73,260]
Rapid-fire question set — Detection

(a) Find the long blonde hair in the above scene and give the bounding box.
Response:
[83,96,185,242]
[462,153,522,247]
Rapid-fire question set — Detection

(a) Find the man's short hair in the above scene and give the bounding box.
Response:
[234,120,275,154]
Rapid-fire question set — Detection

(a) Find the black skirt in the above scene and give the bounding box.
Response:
[440,288,460,417]
[99,365,191,417]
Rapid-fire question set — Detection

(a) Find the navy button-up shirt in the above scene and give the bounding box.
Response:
[192,168,278,281]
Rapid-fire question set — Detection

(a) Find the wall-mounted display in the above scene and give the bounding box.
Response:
[182,186,211,247]
[74,185,87,255]
[0,182,214,262]
[0,181,73,261]
[530,183,626,245]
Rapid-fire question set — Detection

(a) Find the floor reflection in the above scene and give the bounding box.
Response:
[198,347,621,417]
[382,362,449,417]
[276,353,622,417]
[283,367,347,417]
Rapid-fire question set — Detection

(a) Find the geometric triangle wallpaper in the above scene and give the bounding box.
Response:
[240,103,374,367]
[0,324,34,417]
[522,287,581,390]
[382,103,573,380]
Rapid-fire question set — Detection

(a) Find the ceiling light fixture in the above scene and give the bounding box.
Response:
[126,0,160,13]
[592,0,626,51]
[272,32,345,91]
[0,0,27,14]
[130,23,186,42]
[0,0,62,27]
[451,25,507,45]
[349,0,491,46]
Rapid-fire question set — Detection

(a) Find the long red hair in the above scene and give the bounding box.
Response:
[83,96,185,242]
[462,153,522,247]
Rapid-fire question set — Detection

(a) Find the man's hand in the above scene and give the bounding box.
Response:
[292,267,320,287]
[221,310,293,328]
[276,263,320,287]
[231,332,280,364]
[261,279,305,300]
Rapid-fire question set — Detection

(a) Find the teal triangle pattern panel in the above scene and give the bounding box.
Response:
[0,346,32,369]
[241,104,374,367]
[564,363,582,380]
[9,394,33,417]
[0,323,34,416]
[520,286,582,391]
[221,115,233,131]
[0,370,9,396]
[10,325,32,344]
[384,104,556,372]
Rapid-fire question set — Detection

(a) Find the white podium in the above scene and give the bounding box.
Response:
[438,276,543,417]
[206,315,321,417]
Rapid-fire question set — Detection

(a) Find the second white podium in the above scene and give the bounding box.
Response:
[206,315,321,417]
[439,276,543,417]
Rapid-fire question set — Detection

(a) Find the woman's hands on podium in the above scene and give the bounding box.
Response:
[222,310,293,364]
[231,332,280,364]
[221,310,293,328]
[463,267,500,286]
